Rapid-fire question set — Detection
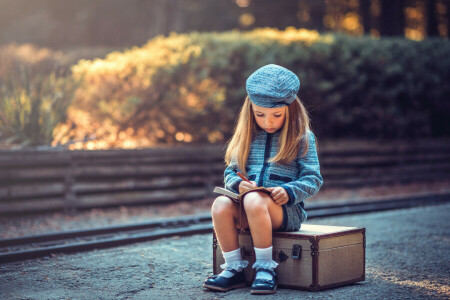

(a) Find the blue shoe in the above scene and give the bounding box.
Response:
[203,269,247,292]
[250,268,278,295]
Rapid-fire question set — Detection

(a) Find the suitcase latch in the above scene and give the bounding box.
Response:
[291,244,302,260]
[278,250,288,263]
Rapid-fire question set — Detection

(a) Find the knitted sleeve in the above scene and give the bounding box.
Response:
[280,131,323,206]
[223,159,243,194]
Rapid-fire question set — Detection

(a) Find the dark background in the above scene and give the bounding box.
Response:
[0,0,448,49]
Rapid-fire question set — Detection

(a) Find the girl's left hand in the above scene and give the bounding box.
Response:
[267,187,289,205]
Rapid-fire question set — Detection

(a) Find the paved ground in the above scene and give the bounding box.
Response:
[1,203,449,300]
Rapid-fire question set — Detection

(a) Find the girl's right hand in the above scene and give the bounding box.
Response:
[239,180,257,193]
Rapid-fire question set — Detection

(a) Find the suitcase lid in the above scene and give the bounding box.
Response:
[274,224,365,251]
[276,224,365,240]
[297,224,360,236]
[237,224,364,238]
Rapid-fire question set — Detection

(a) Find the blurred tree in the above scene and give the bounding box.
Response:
[0,0,449,48]
[310,0,326,31]
[0,44,79,147]
[0,74,77,147]
[61,28,450,149]
[447,0,450,36]
[380,0,405,36]
[183,0,239,32]
[323,0,364,35]
[359,0,372,34]
[153,0,184,36]
[251,0,299,28]
[297,0,326,31]
[426,0,439,36]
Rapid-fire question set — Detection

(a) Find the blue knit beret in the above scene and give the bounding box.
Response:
[246,64,300,108]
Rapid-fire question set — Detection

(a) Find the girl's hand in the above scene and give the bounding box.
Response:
[267,187,289,205]
[239,181,257,193]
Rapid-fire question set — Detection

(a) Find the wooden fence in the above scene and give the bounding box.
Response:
[1,139,449,214]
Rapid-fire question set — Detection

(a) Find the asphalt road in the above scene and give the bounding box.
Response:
[1,203,449,300]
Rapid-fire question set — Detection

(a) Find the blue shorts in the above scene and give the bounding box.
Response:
[276,204,307,232]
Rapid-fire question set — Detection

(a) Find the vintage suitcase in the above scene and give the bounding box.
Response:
[213,224,366,291]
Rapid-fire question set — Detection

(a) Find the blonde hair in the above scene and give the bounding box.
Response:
[225,96,312,175]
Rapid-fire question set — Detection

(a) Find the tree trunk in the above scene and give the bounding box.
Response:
[152,0,181,36]
[310,0,326,32]
[447,0,450,38]
[426,0,439,36]
[167,0,184,33]
[379,0,405,36]
[359,0,372,35]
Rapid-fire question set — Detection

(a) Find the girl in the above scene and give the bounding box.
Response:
[203,64,323,294]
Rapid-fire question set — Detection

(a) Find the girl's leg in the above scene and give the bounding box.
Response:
[205,196,248,291]
[211,196,245,252]
[242,191,283,248]
[241,191,282,294]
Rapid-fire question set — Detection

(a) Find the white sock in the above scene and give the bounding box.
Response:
[219,248,245,278]
[254,246,277,281]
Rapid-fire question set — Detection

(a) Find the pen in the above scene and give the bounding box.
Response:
[237,172,251,183]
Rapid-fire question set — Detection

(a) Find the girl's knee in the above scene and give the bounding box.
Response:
[243,192,271,215]
[211,196,235,217]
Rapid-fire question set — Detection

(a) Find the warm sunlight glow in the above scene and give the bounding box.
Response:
[370,29,380,38]
[405,29,424,41]
[156,130,165,138]
[54,28,333,149]
[236,0,250,8]
[175,132,193,143]
[175,132,185,141]
[342,12,362,34]
[184,133,193,143]
[297,1,310,23]
[323,15,336,30]
[208,131,224,143]
[405,3,426,41]
[239,13,255,27]
[245,27,328,46]
[371,0,381,17]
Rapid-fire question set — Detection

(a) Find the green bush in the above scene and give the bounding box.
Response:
[0,44,78,147]
[68,28,450,147]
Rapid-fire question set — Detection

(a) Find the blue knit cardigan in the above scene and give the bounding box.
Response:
[224,129,323,220]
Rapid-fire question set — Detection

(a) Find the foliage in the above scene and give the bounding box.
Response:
[300,34,450,138]
[0,44,78,147]
[65,28,450,149]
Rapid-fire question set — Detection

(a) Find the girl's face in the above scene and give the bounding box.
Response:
[252,103,286,133]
